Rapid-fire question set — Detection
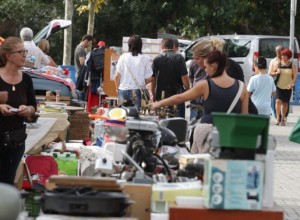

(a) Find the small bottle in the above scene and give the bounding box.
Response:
[55,90,61,102]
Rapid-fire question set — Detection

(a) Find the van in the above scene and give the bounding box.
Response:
[182,35,300,84]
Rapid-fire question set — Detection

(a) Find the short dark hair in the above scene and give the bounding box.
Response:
[255,56,267,69]
[161,38,174,50]
[173,39,179,48]
[82,34,93,42]
[205,50,227,78]
[128,35,142,56]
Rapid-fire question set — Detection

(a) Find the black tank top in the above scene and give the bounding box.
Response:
[201,79,242,124]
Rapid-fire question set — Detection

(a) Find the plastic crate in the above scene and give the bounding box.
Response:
[212,113,269,151]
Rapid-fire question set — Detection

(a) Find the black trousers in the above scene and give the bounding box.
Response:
[0,143,25,185]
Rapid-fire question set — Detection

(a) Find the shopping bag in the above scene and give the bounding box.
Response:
[42,152,78,176]
[23,155,58,189]
[288,119,300,144]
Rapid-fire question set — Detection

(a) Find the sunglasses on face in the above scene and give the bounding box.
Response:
[10,49,28,55]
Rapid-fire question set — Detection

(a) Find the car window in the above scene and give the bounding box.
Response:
[259,38,298,58]
[223,39,251,57]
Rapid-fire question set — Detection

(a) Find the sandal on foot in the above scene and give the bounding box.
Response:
[275,121,280,125]
[280,121,286,126]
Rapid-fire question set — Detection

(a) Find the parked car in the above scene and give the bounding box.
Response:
[33,19,71,44]
[182,35,300,84]
[178,39,192,52]
[25,19,73,97]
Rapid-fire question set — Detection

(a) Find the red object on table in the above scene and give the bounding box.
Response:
[169,206,283,220]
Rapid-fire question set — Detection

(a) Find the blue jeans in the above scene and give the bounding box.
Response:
[190,99,203,120]
[118,89,141,110]
[177,103,185,118]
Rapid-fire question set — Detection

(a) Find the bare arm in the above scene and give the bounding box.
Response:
[145,76,153,85]
[151,80,207,110]
[79,56,85,66]
[0,91,8,104]
[47,56,57,68]
[182,75,190,90]
[114,71,121,91]
[268,60,276,75]
[240,84,249,114]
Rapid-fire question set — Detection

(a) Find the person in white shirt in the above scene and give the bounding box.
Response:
[20,27,50,69]
[247,56,276,116]
[114,35,153,110]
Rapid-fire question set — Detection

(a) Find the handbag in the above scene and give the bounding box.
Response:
[124,60,150,105]
[288,118,300,144]
[0,125,27,153]
[273,74,279,84]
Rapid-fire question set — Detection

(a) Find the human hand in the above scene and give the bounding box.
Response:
[151,101,161,111]
[0,104,15,116]
[287,84,294,90]
[276,68,281,74]
[17,105,31,117]
[0,91,8,104]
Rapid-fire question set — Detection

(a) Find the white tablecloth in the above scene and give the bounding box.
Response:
[25,117,70,154]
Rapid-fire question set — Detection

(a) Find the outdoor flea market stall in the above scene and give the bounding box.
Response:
[4,40,284,220]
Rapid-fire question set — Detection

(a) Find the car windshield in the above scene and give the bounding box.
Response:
[259,38,298,58]
[223,39,251,57]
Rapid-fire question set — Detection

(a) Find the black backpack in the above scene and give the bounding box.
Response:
[90,47,105,72]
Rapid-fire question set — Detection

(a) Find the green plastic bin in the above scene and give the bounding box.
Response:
[212,113,269,152]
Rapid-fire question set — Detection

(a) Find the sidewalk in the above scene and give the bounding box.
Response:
[270,106,300,220]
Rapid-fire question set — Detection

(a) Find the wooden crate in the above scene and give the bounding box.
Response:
[68,111,90,140]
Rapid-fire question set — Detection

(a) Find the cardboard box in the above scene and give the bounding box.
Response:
[152,181,202,213]
[178,153,211,169]
[122,183,152,220]
[204,159,264,210]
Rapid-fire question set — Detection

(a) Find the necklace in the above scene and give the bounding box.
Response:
[12,85,16,91]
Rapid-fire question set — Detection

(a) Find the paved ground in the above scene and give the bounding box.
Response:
[270,106,300,220]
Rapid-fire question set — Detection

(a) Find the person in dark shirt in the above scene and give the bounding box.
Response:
[151,50,249,122]
[0,37,37,185]
[151,38,190,118]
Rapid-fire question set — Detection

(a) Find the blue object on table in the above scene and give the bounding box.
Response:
[59,65,76,84]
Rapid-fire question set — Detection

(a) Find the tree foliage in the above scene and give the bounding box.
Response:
[0,0,299,63]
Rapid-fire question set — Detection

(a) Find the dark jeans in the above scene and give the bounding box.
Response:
[118,89,141,110]
[0,143,25,185]
[177,103,185,118]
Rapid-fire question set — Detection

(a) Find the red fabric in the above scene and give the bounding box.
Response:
[86,88,99,113]
[23,155,58,189]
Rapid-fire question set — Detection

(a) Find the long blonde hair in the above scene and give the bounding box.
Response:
[38,39,50,54]
[0,37,23,67]
[192,37,225,57]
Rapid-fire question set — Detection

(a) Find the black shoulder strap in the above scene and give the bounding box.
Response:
[206,78,211,95]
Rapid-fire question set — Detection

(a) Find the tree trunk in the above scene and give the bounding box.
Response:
[63,0,73,65]
[86,1,95,52]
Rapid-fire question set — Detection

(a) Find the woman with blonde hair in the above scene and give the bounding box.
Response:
[0,37,36,184]
[151,49,249,154]
[38,39,57,67]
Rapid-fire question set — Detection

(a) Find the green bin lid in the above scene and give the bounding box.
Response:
[212,112,269,151]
